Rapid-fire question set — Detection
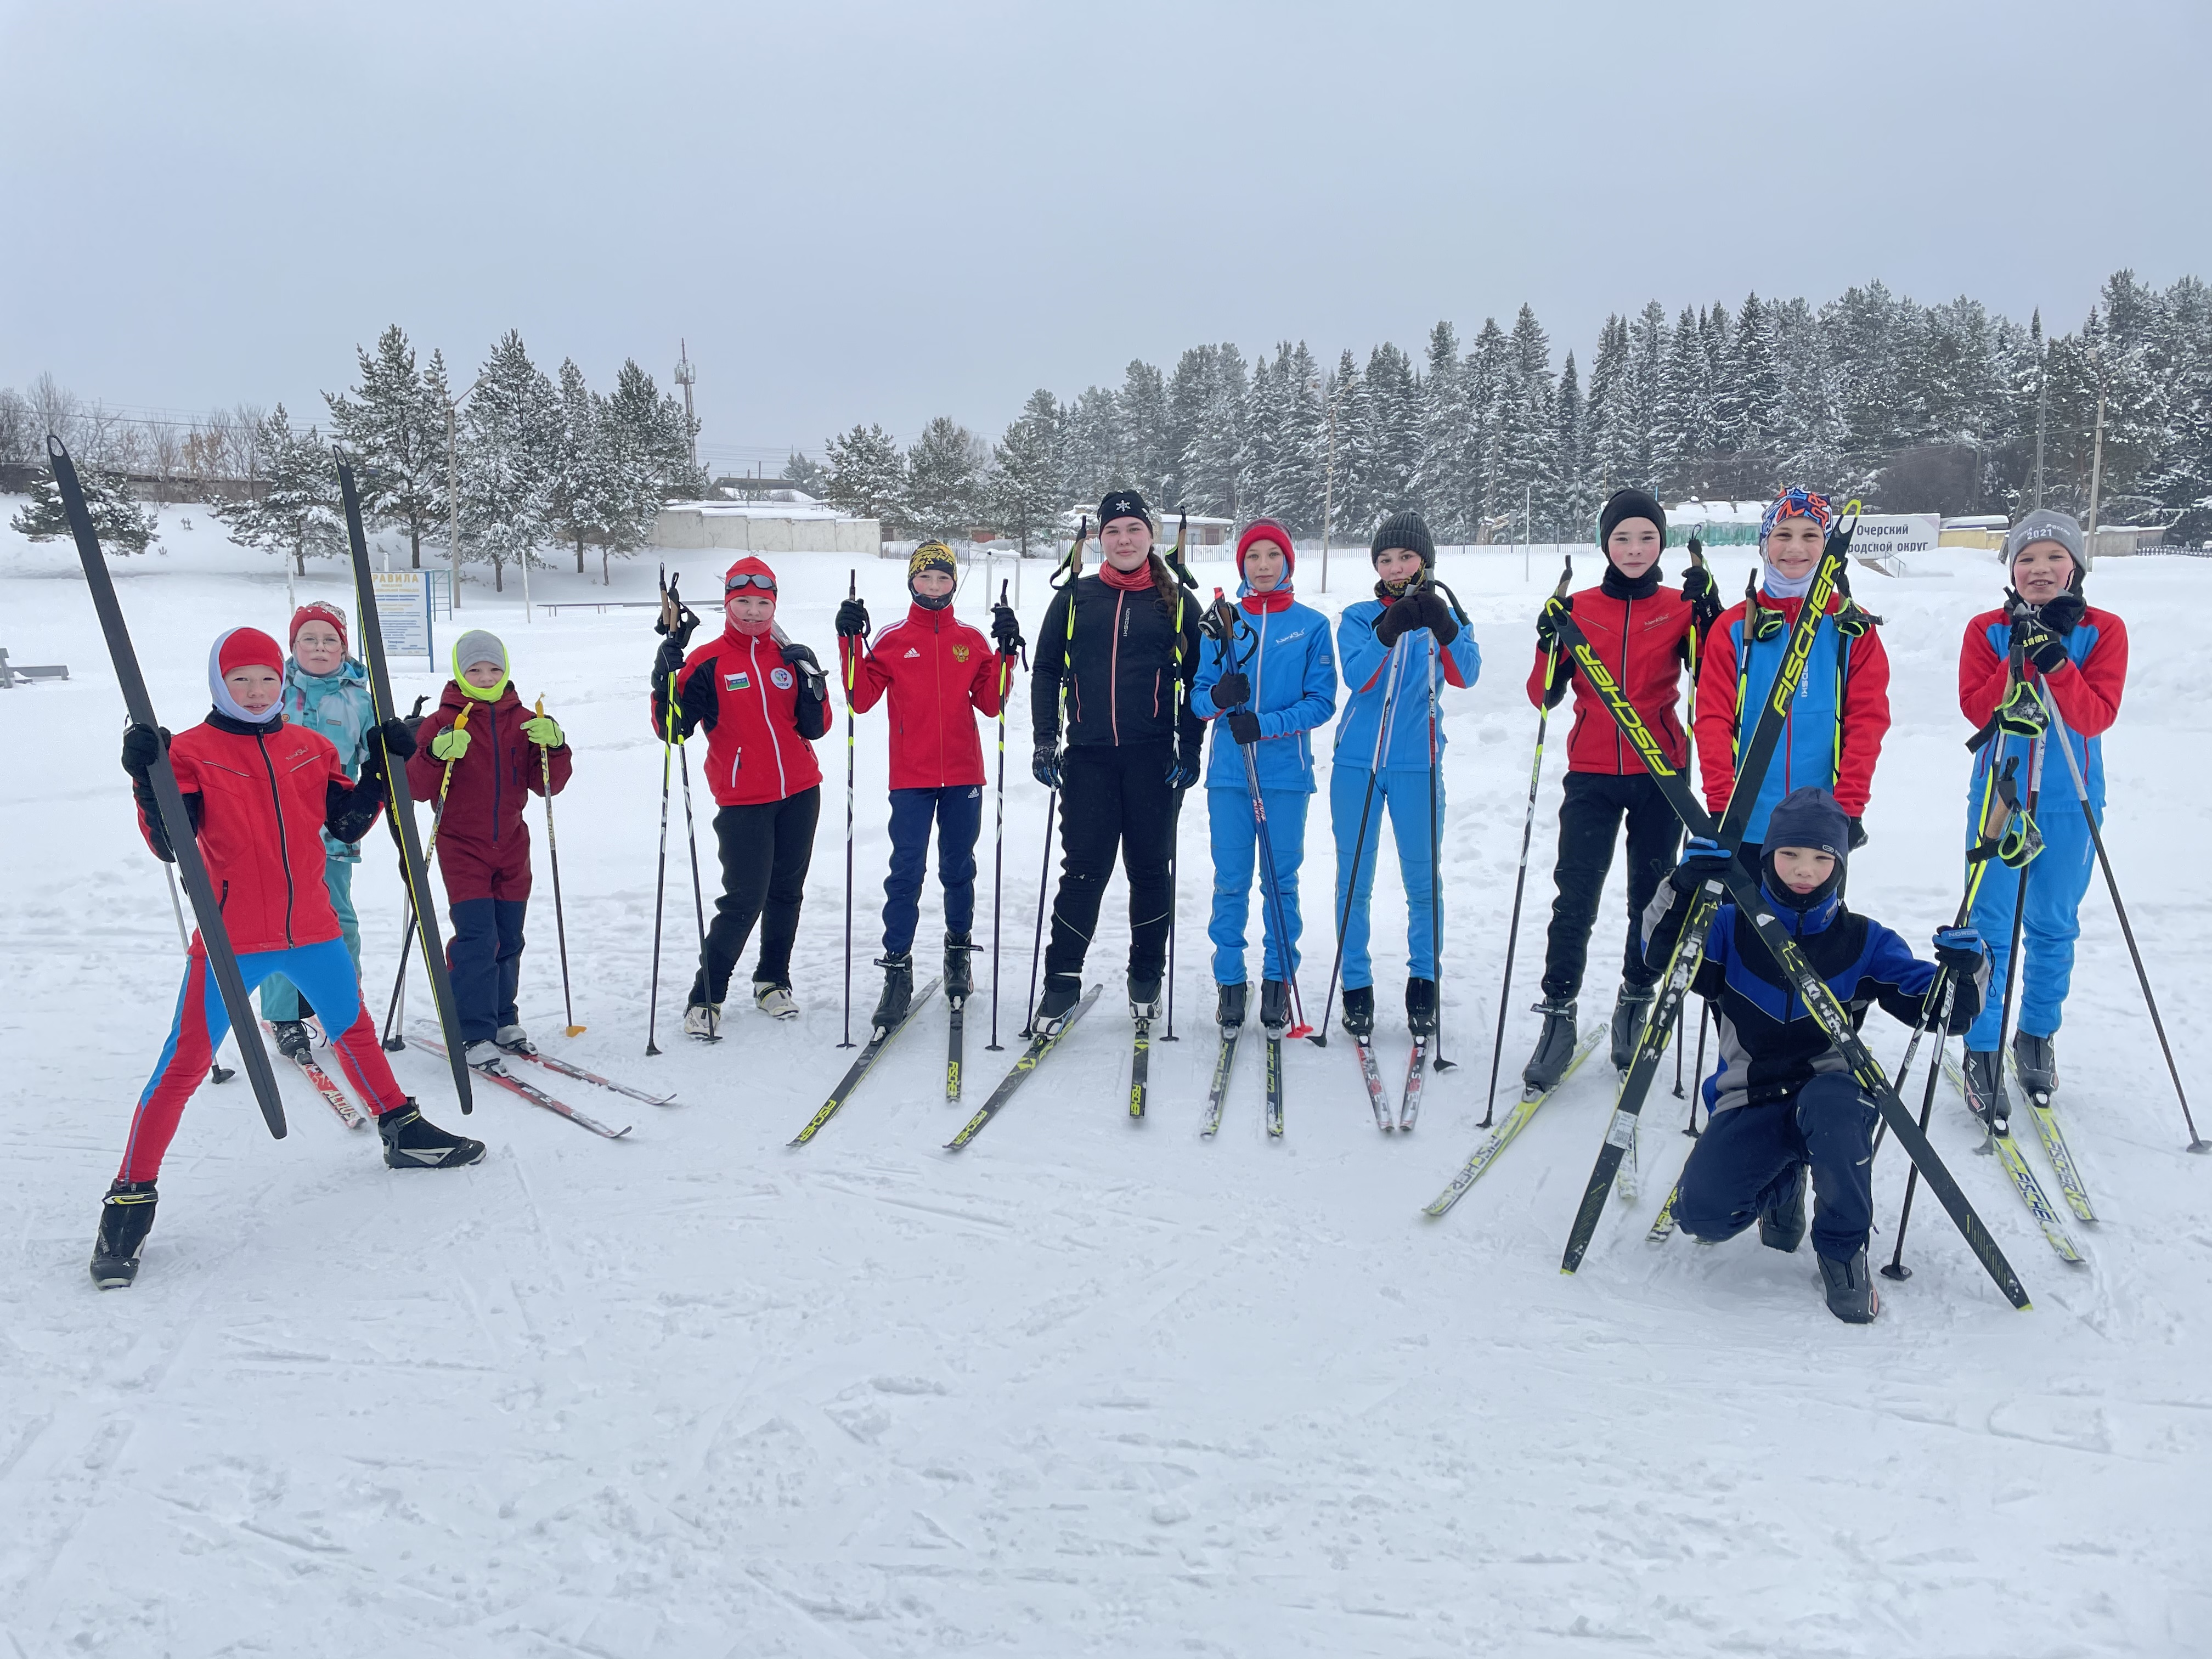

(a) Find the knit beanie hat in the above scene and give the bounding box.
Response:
[1598,488,1667,561]
[909,540,958,610]
[288,601,348,651]
[723,555,779,633]
[1236,519,1295,582]
[451,629,510,702]
[2004,508,2090,582]
[1764,785,1850,860]
[1097,489,1153,532]
[208,626,284,723]
[1370,510,1435,568]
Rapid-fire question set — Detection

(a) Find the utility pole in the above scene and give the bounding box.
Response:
[2032,321,2049,510]
[2086,337,2108,558]
[444,373,489,614]
[675,340,698,473]
[1524,482,1533,583]
[1320,381,1340,595]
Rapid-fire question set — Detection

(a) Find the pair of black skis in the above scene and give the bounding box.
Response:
[1544,511,2029,1310]
[1201,1015,1289,1140]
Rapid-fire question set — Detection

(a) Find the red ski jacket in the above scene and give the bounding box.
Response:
[653,625,827,806]
[838,605,1007,791]
[136,713,383,956]
[1958,604,2127,737]
[407,681,572,863]
[1527,582,1699,774]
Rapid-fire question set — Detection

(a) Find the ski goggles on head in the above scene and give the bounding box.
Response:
[1760,488,1835,542]
[724,572,777,594]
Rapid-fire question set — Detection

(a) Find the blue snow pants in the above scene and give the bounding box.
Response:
[1965,794,2099,1049]
[882,785,983,955]
[1674,1074,1879,1261]
[1206,783,1308,984]
[449,898,527,1044]
[1329,763,1440,990]
[259,855,360,1023]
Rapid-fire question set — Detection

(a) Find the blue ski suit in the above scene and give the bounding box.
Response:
[1329,592,1480,988]
[1190,588,1337,985]
[261,656,376,1023]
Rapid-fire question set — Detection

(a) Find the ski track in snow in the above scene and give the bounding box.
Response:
[3,512,2210,1656]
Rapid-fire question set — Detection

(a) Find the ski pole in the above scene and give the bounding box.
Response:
[839,568,860,1050]
[1023,789,1057,1037]
[536,696,582,1037]
[163,862,238,1083]
[667,576,713,1040]
[1880,973,1960,1283]
[1311,634,1410,1046]
[2029,675,2207,1150]
[1164,787,1183,1041]
[381,699,470,1048]
[1481,556,1571,1126]
[646,566,686,1056]
[1683,1001,1709,1136]
[1989,730,2045,1129]
[1212,591,1312,1039]
[1424,629,1454,1073]
[988,580,1021,1052]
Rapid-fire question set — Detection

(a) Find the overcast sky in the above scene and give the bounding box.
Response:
[7,0,2209,471]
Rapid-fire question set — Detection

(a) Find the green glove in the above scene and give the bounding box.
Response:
[430,723,471,762]
[522,714,564,748]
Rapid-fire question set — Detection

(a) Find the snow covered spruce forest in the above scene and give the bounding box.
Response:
[4,494,2211,1653]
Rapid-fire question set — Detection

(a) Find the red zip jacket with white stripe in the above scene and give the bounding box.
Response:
[838,604,1006,791]
[1525,579,1699,774]
[653,625,827,806]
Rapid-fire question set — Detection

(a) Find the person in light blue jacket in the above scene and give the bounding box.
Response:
[1190,520,1338,1035]
[261,602,379,1060]
[1329,511,1480,1043]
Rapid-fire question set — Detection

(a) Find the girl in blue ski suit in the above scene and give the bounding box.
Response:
[261,602,379,1053]
[1329,511,1480,1039]
[1189,520,1337,1031]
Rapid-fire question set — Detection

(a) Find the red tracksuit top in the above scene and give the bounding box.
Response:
[659,625,826,806]
[1957,604,2128,736]
[138,716,369,956]
[406,681,573,862]
[1526,582,1699,773]
[838,604,1007,791]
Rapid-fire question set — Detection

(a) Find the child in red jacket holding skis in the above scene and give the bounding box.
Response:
[406,630,574,1069]
[1521,488,1722,1087]
[651,556,832,1035]
[95,627,484,1289]
[833,541,1021,1030]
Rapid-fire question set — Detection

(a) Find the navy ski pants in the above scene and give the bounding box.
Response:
[882,784,984,955]
[1674,1074,1880,1261]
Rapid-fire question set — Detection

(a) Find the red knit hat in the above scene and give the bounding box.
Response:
[723,555,778,596]
[289,601,347,649]
[218,627,285,676]
[1236,519,1295,580]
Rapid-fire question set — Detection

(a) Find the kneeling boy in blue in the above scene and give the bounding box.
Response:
[1644,787,1988,1324]
[1190,520,1337,1034]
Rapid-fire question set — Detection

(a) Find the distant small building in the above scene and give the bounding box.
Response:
[654,499,880,555]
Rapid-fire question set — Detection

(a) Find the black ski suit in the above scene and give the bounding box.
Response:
[1031,566,1204,989]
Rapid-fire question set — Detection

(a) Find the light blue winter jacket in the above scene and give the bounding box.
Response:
[1190,588,1338,793]
[281,656,377,859]
[1331,597,1481,772]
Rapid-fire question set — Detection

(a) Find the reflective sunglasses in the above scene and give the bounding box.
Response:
[725,572,777,594]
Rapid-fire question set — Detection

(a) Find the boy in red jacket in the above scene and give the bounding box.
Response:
[406,630,573,1069]
[96,627,484,1289]
[1521,488,1722,1087]
[834,541,1019,1029]
[651,556,832,1034]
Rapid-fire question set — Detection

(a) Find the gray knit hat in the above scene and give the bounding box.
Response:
[2002,508,2090,576]
[1370,510,1436,568]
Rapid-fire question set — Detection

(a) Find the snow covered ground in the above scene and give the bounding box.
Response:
[4,509,2210,1657]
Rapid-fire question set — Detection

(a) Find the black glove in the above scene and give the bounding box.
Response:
[121,722,171,776]
[1669,835,1734,894]
[1373,598,1419,647]
[1680,559,1720,628]
[834,597,870,638]
[1227,708,1262,746]
[372,717,417,763]
[678,657,719,732]
[1535,593,1573,651]
[781,640,825,684]
[1847,816,1867,851]
[1685,535,1703,559]
[2039,591,2086,636]
[1420,589,1462,647]
[1032,741,1062,789]
[654,635,686,681]
[1211,670,1251,709]
[2012,615,2070,674]
[656,602,698,650]
[991,603,1024,654]
[1166,750,1202,790]
[1932,926,1987,977]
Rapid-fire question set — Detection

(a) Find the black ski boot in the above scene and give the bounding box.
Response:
[2013,1031,2057,1107]
[1216,981,1248,1035]
[1521,997,1578,1093]
[1033,976,1082,1035]
[379,1100,488,1169]
[1610,985,1656,1071]
[270,1019,312,1064]
[89,1180,157,1289]
[1817,1247,1881,1324]
[1405,978,1438,1039]
[872,952,914,1031]
[1961,1048,2012,1133]
[944,932,975,1008]
[1260,979,1291,1037]
[1128,971,1163,1023]
[1758,1163,1808,1253]
[1341,986,1375,1040]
